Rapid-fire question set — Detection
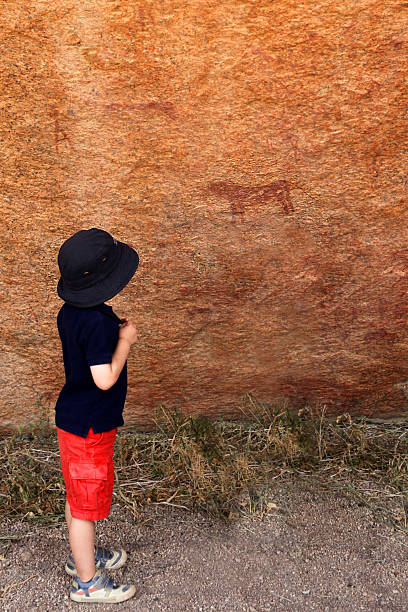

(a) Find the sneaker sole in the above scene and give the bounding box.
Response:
[65,550,128,576]
[70,584,136,603]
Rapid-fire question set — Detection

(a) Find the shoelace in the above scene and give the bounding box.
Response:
[96,573,122,593]
[95,547,114,565]
[75,571,125,597]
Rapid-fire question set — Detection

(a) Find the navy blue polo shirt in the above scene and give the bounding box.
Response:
[55,303,127,438]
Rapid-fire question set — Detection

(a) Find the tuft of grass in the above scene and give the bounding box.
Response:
[0,428,64,523]
[1,393,408,532]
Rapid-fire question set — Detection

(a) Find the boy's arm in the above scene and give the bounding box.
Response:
[90,320,137,391]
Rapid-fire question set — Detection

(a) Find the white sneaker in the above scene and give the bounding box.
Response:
[70,569,136,604]
[65,547,127,576]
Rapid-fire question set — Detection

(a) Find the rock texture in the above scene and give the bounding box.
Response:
[0,0,407,429]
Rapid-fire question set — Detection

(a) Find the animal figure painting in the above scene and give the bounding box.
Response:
[208,180,294,222]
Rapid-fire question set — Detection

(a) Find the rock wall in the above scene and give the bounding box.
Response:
[1,0,407,430]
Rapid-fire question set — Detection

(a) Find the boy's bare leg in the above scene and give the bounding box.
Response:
[68,515,96,582]
[65,500,72,529]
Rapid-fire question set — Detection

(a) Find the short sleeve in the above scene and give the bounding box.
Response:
[80,313,117,367]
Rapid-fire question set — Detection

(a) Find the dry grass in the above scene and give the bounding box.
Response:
[1,393,408,533]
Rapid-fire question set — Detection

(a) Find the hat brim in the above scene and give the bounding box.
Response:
[57,241,139,308]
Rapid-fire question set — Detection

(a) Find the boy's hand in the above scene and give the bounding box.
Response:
[91,319,137,390]
[119,319,138,345]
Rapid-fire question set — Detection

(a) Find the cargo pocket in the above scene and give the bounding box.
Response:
[68,462,108,511]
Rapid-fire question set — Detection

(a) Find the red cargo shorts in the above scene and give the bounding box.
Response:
[57,426,117,521]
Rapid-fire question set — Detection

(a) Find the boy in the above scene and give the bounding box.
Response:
[55,227,140,603]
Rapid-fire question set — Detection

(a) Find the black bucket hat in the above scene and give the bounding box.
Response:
[57,228,139,307]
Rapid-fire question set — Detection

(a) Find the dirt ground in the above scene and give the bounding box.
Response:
[1,476,408,612]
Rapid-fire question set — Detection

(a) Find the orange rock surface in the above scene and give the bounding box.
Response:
[1,0,407,429]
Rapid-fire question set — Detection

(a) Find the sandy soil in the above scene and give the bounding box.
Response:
[1,477,408,611]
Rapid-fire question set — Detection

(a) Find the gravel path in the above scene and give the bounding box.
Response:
[1,477,408,611]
